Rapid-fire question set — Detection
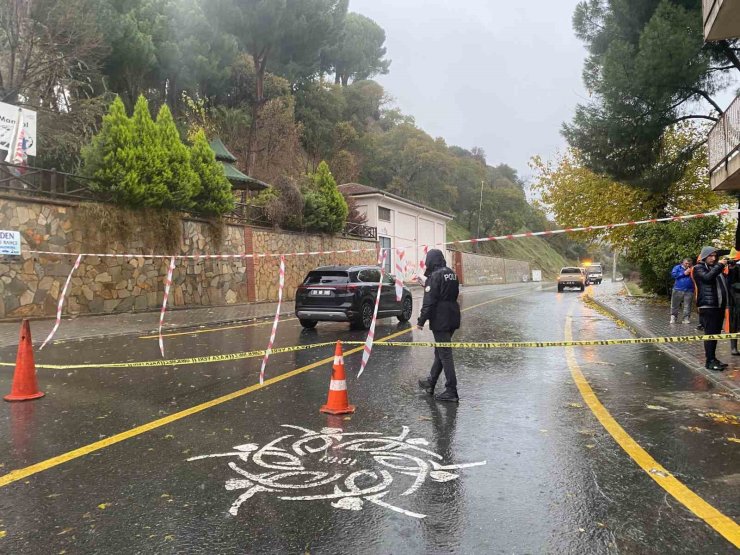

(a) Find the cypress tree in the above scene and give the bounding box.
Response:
[190,130,235,216]
[303,161,348,233]
[82,96,141,204]
[156,104,200,210]
[131,95,171,207]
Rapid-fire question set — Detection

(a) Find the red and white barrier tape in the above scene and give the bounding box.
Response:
[158,256,176,358]
[39,254,82,350]
[358,250,387,378]
[419,245,429,280]
[19,207,738,263]
[259,255,286,385]
[394,248,405,301]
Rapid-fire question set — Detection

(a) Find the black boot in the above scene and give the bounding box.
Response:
[706,360,726,371]
[434,389,459,402]
[418,378,434,395]
[731,340,740,356]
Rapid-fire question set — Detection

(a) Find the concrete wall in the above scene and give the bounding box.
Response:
[0,196,375,318]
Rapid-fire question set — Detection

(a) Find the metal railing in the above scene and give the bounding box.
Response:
[344,222,377,239]
[708,95,740,173]
[0,162,99,201]
[222,202,271,227]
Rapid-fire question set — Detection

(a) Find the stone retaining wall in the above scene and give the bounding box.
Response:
[0,196,376,318]
[252,229,377,301]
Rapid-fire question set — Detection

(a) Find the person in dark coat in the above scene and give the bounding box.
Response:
[692,246,729,371]
[417,249,461,402]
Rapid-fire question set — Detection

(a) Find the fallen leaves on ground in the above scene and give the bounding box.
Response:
[699,412,739,425]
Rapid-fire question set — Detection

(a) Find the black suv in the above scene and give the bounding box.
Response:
[295,265,413,329]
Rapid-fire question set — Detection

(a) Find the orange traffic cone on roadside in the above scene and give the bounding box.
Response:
[320,341,355,415]
[4,320,44,402]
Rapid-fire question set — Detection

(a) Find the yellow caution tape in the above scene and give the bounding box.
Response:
[0,342,339,370]
[343,333,740,349]
[0,333,735,370]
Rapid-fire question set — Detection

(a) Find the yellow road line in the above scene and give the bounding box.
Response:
[564,310,740,547]
[138,318,299,339]
[0,289,528,489]
[0,327,411,489]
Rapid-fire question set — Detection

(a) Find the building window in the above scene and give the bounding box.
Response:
[378,206,391,221]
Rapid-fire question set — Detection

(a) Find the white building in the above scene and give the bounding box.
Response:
[339,183,453,276]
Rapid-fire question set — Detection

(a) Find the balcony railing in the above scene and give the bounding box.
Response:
[708,95,740,174]
[344,222,377,240]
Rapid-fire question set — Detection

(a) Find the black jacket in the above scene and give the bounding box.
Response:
[693,262,729,309]
[417,249,461,331]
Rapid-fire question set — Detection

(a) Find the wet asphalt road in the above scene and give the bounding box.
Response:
[0,283,738,554]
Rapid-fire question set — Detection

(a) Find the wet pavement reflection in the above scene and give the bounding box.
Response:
[0,284,737,554]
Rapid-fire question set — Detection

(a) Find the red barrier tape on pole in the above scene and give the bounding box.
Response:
[39,254,82,350]
[358,249,387,378]
[259,255,285,385]
[158,256,176,358]
[394,247,405,301]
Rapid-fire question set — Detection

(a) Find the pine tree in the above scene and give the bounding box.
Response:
[303,161,348,232]
[190,130,235,215]
[156,104,200,210]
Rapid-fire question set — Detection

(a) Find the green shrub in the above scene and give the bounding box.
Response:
[156,104,200,210]
[303,161,348,233]
[190,129,235,216]
[628,217,726,295]
[82,97,142,203]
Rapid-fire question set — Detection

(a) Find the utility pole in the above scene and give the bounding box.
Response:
[476,180,484,251]
[612,249,618,282]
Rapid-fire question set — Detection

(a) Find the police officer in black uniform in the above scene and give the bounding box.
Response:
[417,249,461,402]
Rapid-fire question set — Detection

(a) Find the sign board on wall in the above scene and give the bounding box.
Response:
[0,230,21,255]
[0,102,37,156]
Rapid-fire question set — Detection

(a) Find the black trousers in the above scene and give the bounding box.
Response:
[429,330,457,392]
[700,307,725,362]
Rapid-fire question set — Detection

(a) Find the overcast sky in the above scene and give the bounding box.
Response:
[350,0,590,182]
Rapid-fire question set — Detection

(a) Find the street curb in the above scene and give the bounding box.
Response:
[587,294,740,398]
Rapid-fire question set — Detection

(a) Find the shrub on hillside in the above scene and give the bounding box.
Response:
[254,176,304,230]
[629,217,727,295]
[189,130,235,216]
[303,161,348,233]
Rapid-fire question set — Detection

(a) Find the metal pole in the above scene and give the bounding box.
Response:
[612,249,618,283]
[476,179,484,239]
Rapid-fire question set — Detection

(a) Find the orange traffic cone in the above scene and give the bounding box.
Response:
[320,341,355,415]
[4,320,44,402]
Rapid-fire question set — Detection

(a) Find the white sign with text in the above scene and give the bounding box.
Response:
[0,230,21,255]
[0,102,37,156]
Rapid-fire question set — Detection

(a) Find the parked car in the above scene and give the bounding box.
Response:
[295,265,413,329]
[557,267,586,292]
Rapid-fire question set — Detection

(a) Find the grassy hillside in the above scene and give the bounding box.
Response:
[447,221,568,278]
